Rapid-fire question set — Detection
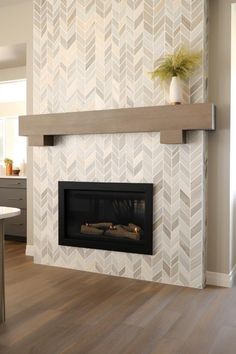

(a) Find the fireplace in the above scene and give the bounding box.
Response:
[59,182,153,255]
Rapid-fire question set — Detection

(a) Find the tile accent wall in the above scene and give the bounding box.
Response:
[33,0,208,288]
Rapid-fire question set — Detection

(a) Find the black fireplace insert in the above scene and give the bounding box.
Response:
[59,182,153,255]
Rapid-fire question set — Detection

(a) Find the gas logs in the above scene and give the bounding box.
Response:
[80,222,141,240]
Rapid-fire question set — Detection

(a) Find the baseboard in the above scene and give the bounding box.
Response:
[206,264,236,287]
[25,245,34,257]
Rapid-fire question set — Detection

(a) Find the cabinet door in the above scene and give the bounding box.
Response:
[4,210,26,237]
[0,188,26,209]
[0,179,26,189]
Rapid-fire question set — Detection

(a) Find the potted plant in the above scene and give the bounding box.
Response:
[4,158,13,176]
[12,167,21,176]
[150,47,202,105]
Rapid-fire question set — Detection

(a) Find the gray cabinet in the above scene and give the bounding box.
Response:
[0,178,27,241]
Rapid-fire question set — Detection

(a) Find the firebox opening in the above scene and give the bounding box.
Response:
[59,182,153,255]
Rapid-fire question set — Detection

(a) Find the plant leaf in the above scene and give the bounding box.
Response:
[150,46,202,82]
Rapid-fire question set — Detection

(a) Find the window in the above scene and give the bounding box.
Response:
[0,120,3,162]
[0,117,26,166]
[0,80,26,103]
[0,80,27,168]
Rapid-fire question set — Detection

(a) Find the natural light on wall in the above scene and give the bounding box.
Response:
[0,80,27,172]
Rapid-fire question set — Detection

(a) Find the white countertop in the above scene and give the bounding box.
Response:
[0,207,21,220]
[0,176,26,179]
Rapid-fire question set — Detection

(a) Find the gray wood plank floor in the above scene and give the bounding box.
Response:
[0,241,235,354]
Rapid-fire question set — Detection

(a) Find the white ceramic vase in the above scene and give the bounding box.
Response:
[169,76,182,105]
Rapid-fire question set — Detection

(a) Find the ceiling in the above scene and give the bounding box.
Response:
[0,0,31,7]
[0,43,26,69]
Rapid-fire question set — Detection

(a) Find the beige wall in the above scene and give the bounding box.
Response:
[231,4,236,273]
[0,66,26,81]
[0,1,33,246]
[0,0,33,115]
[0,2,32,47]
[208,0,235,274]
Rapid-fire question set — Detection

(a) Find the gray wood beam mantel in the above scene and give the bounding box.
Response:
[19,103,216,146]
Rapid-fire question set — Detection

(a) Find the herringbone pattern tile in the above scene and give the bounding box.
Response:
[33,0,208,288]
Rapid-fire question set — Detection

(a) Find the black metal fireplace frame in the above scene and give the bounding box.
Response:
[59,181,153,255]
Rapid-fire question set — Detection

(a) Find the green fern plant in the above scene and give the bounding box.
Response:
[150,47,202,81]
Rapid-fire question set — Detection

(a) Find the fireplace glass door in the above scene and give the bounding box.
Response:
[59,182,153,255]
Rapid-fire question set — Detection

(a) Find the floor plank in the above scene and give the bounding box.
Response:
[0,241,236,354]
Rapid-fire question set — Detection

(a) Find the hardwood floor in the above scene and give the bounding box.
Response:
[0,242,236,354]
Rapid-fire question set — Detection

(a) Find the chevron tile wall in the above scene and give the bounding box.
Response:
[33,0,208,288]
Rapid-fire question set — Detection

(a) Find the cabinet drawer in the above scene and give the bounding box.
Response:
[0,178,26,189]
[0,188,26,209]
[5,211,26,237]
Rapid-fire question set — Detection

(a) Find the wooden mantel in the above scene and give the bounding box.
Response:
[19,103,215,146]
